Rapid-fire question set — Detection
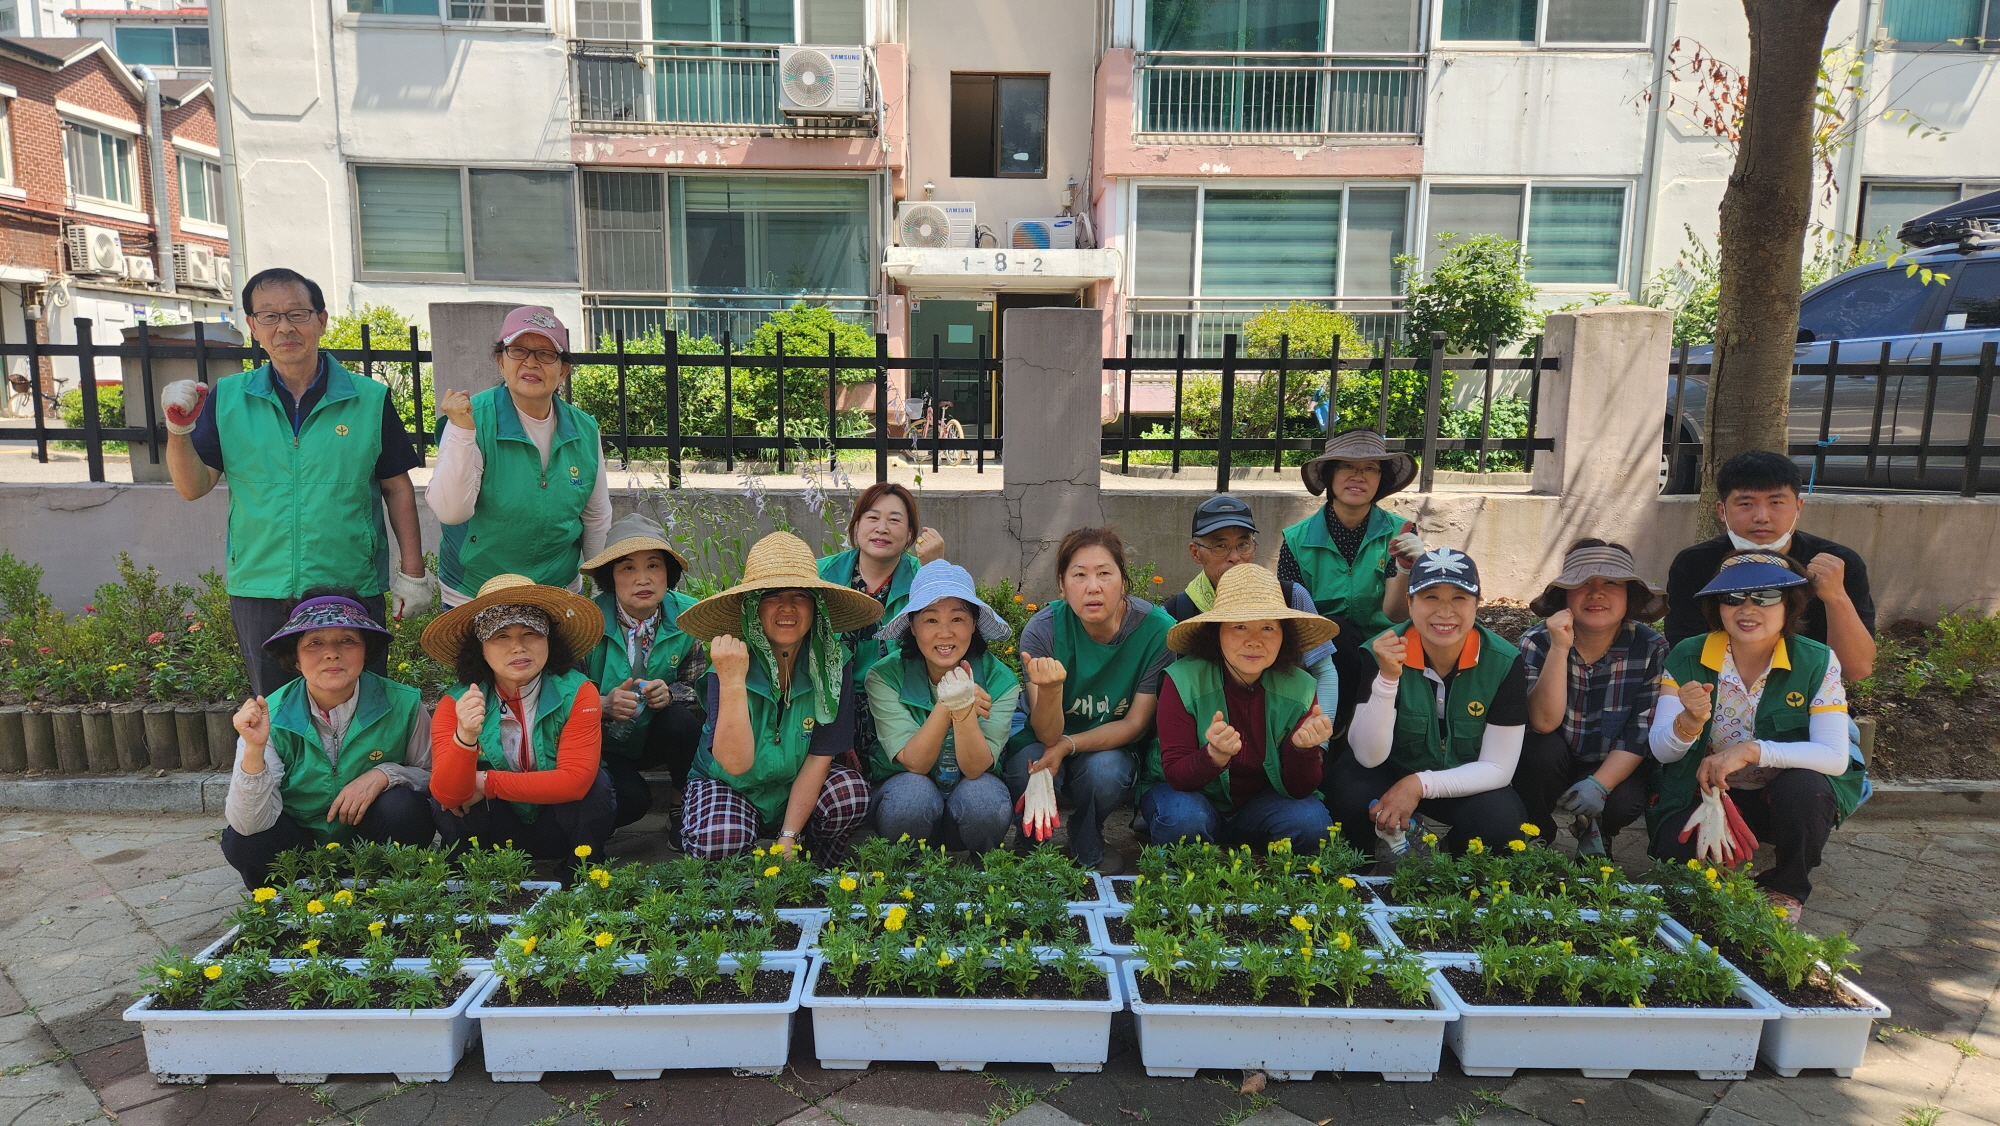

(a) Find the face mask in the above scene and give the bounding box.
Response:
[1726,528,1791,553]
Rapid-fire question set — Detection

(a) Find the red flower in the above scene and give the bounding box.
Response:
[0,637,11,646]
[187,622,204,633]
[36,647,50,655]
[146,632,166,645]
[84,605,96,614]
[182,612,195,620]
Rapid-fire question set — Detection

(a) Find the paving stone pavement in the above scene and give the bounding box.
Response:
[0,806,1994,1126]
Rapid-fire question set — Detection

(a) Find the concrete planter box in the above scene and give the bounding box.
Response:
[1433,957,1779,1079]
[802,954,1122,1072]
[1119,960,1456,1082]
[121,971,487,1084]
[465,957,806,1081]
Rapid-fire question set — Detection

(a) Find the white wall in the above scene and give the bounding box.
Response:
[1424,51,1653,178]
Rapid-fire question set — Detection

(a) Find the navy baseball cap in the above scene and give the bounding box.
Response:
[1407,546,1481,597]
[1192,495,1258,538]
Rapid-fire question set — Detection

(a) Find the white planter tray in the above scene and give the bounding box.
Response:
[1432,957,1779,1079]
[121,971,488,1084]
[1120,959,1456,1082]
[466,956,807,1081]
[1667,929,1890,1078]
[801,954,1123,1072]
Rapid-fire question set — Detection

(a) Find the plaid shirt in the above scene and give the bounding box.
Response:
[1517,621,1669,763]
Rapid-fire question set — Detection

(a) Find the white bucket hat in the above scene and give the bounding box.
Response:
[876,560,1011,642]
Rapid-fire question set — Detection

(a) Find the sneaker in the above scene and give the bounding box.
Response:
[1092,851,1127,876]
[1765,890,1804,925]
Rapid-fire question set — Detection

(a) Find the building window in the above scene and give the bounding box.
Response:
[1132,182,1411,297]
[113,25,211,68]
[64,122,137,207]
[1860,182,1965,245]
[655,0,792,41]
[447,0,544,20]
[178,154,223,224]
[575,0,644,38]
[1881,0,1999,43]
[1439,0,1649,44]
[347,0,441,14]
[583,171,666,291]
[0,101,12,186]
[799,0,865,43]
[1145,0,1323,50]
[1422,181,1626,284]
[0,1,16,35]
[670,175,871,293]
[355,164,578,282]
[950,74,1048,179]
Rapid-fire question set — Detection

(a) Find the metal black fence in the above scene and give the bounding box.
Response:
[1666,340,1999,497]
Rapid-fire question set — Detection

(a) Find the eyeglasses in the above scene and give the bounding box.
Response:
[1717,589,1786,607]
[1195,538,1258,558]
[504,345,564,365]
[249,310,320,327]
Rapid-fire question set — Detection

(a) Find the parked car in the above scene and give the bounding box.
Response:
[1666,192,2000,493]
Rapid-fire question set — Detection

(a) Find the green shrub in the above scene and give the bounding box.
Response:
[56,385,127,453]
[1396,234,1537,353]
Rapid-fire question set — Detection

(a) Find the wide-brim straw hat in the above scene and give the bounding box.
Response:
[420,574,604,667]
[579,512,691,577]
[1301,428,1418,498]
[1532,543,1667,621]
[1167,564,1339,653]
[677,531,885,643]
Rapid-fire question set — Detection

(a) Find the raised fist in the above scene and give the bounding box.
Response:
[162,380,208,436]
[1370,630,1408,681]
[438,388,474,431]
[1025,655,1067,688]
[1292,703,1333,749]
[709,635,750,683]
[1677,681,1715,726]
[455,684,487,744]
[1544,609,1574,651]
[1204,711,1243,763]
[232,695,270,749]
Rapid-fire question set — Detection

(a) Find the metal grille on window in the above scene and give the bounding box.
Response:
[448,0,543,21]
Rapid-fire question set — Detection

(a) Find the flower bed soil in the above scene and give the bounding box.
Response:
[179,974,477,1013]
[1381,926,1663,957]
[630,920,805,952]
[1104,914,1378,947]
[1856,687,1999,780]
[255,923,513,960]
[1708,940,1866,1009]
[483,971,794,1008]
[1132,973,1425,1010]
[1438,966,1753,1010]
[810,968,1112,1004]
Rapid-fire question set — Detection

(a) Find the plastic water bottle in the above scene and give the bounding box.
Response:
[1368,800,1412,858]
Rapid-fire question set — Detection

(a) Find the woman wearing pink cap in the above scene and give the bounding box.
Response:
[428,306,612,607]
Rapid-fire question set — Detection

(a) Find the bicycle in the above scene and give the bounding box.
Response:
[903,394,966,467]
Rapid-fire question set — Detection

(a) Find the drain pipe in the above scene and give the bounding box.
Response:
[207,0,248,318]
[133,65,177,295]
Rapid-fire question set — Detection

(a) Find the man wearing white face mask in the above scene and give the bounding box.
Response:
[1663,451,1876,681]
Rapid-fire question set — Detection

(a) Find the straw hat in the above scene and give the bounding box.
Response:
[677,531,885,643]
[1300,428,1417,498]
[578,512,691,577]
[1166,564,1339,653]
[420,574,604,667]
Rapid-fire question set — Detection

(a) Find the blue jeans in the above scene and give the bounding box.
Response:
[1003,743,1134,865]
[1139,783,1332,852]
[872,771,1014,854]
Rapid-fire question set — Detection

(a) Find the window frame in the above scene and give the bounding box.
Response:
[1431,0,1654,49]
[349,161,582,286]
[0,98,12,187]
[443,0,549,25]
[62,118,139,208]
[1418,177,1633,290]
[177,152,223,224]
[1877,0,2000,48]
[1856,180,1972,246]
[948,71,1050,180]
[1126,178,1417,299]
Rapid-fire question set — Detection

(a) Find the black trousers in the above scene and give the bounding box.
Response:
[1323,747,1529,858]
[601,705,703,828]
[1512,729,1649,844]
[229,593,390,698]
[219,786,433,889]
[1650,769,1836,901]
[430,768,618,864]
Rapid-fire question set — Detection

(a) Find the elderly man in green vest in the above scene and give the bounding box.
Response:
[161,268,434,697]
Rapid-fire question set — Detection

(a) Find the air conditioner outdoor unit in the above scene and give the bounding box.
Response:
[174,242,219,289]
[65,225,124,275]
[122,255,157,283]
[776,45,869,115]
[214,258,233,294]
[896,201,976,248]
[1008,217,1078,250]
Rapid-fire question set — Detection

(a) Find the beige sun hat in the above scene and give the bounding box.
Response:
[1300,428,1418,498]
[676,531,886,643]
[578,512,691,577]
[420,574,604,667]
[1166,564,1339,654]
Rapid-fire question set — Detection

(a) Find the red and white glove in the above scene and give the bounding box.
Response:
[1719,791,1759,868]
[1017,770,1059,842]
[1390,523,1426,574]
[162,380,208,436]
[1679,789,1729,865]
[934,666,977,718]
[389,568,438,619]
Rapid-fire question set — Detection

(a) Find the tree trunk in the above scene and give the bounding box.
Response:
[1700,0,1840,534]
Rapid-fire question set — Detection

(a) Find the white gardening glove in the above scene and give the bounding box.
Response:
[1690,790,1730,866]
[162,380,208,436]
[935,666,977,717]
[389,568,438,619]
[1017,770,1059,842]
[1389,522,1425,574]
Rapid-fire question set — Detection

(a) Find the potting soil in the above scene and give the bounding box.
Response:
[485,970,794,1008]
[1438,966,1755,1009]
[810,967,1112,1003]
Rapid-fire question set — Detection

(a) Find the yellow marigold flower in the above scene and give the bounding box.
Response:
[1151,574,1164,584]
[324,842,339,850]
[1704,867,1718,881]
[1299,946,1312,958]
[1465,838,1485,854]
[1468,888,1481,900]
[301,938,321,955]
[1307,862,1322,875]
[1012,594,1023,603]
[752,847,766,857]
[1422,833,1438,846]
[1600,865,1617,876]
[1773,906,1790,919]
[518,935,538,955]
[872,871,885,880]
[1519,823,1541,838]
[884,906,908,932]
[764,865,781,878]
[1560,940,1575,954]
[838,876,858,892]
[305,899,326,914]
[899,888,915,901]
[333,888,354,904]
[203,964,223,981]
[574,845,592,858]
[397,661,410,672]
[936,951,955,967]
[1337,876,1356,890]
[1333,931,1354,951]
[914,936,926,947]
[164,968,181,978]
[368,920,386,937]
[1290,914,1312,932]
[1508,840,1528,852]
[1025,604,1037,611]
[595,932,615,948]
[251,887,277,903]
[589,868,611,888]
[1688,858,1703,869]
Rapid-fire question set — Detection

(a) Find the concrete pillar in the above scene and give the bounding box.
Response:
[427,301,525,401]
[1001,307,1106,588]
[1532,304,1673,551]
[121,322,244,484]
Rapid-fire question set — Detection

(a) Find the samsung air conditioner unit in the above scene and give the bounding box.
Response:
[174,242,219,289]
[122,255,157,283]
[896,201,976,248]
[1007,217,1078,250]
[777,45,869,115]
[65,225,124,275]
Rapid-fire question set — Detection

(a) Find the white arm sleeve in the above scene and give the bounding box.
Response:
[1417,723,1526,799]
[1650,690,1695,764]
[1306,654,1340,727]
[579,448,613,563]
[223,742,286,837]
[423,421,483,526]
[1756,710,1851,774]
[1348,675,1400,768]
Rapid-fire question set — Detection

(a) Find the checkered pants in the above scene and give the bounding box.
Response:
[680,760,871,861]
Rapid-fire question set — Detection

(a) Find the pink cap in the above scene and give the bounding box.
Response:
[498,306,570,353]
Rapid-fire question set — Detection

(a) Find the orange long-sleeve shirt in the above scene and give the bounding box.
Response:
[430,683,602,808]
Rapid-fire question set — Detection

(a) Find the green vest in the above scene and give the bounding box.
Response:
[446,668,589,824]
[1649,633,1866,836]
[1004,598,1175,762]
[581,590,700,759]
[1143,658,1316,812]
[866,650,1020,787]
[437,386,601,592]
[1387,622,1519,775]
[816,549,917,685]
[266,672,422,845]
[1280,504,1400,636]
[691,659,851,824]
[211,358,391,598]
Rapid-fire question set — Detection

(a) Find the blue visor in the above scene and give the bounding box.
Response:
[1694,553,1808,599]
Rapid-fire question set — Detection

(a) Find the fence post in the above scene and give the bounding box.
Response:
[722,331,735,473]
[1524,334,1545,475]
[410,325,428,463]
[616,328,631,471]
[827,330,838,472]
[1120,334,1134,476]
[664,329,683,488]
[1419,332,1444,493]
[1478,334,1496,473]
[1865,340,1891,485]
[1963,340,1995,498]
[1272,333,1288,472]
[1375,335,1391,435]
[71,319,103,482]
[977,333,990,474]
[1918,342,1941,486]
[23,316,46,463]
[1216,333,1237,493]
[1668,342,1688,488]
[1815,339,1840,489]
[193,320,210,387]
[1326,332,1340,436]
[138,320,161,464]
[775,334,787,475]
[1171,332,1186,474]
[361,322,374,386]
[873,332,889,484]
[930,334,943,474]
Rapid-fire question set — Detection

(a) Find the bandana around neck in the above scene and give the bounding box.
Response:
[1186,571,1218,613]
[1726,529,1793,553]
[739,592,843,725]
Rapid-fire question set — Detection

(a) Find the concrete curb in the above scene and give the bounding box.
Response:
[1854,780,2000,817]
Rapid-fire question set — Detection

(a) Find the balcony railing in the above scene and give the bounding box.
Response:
[1134,50,1425,138]
[571,39,875,133]
[1126,296,1405,358]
